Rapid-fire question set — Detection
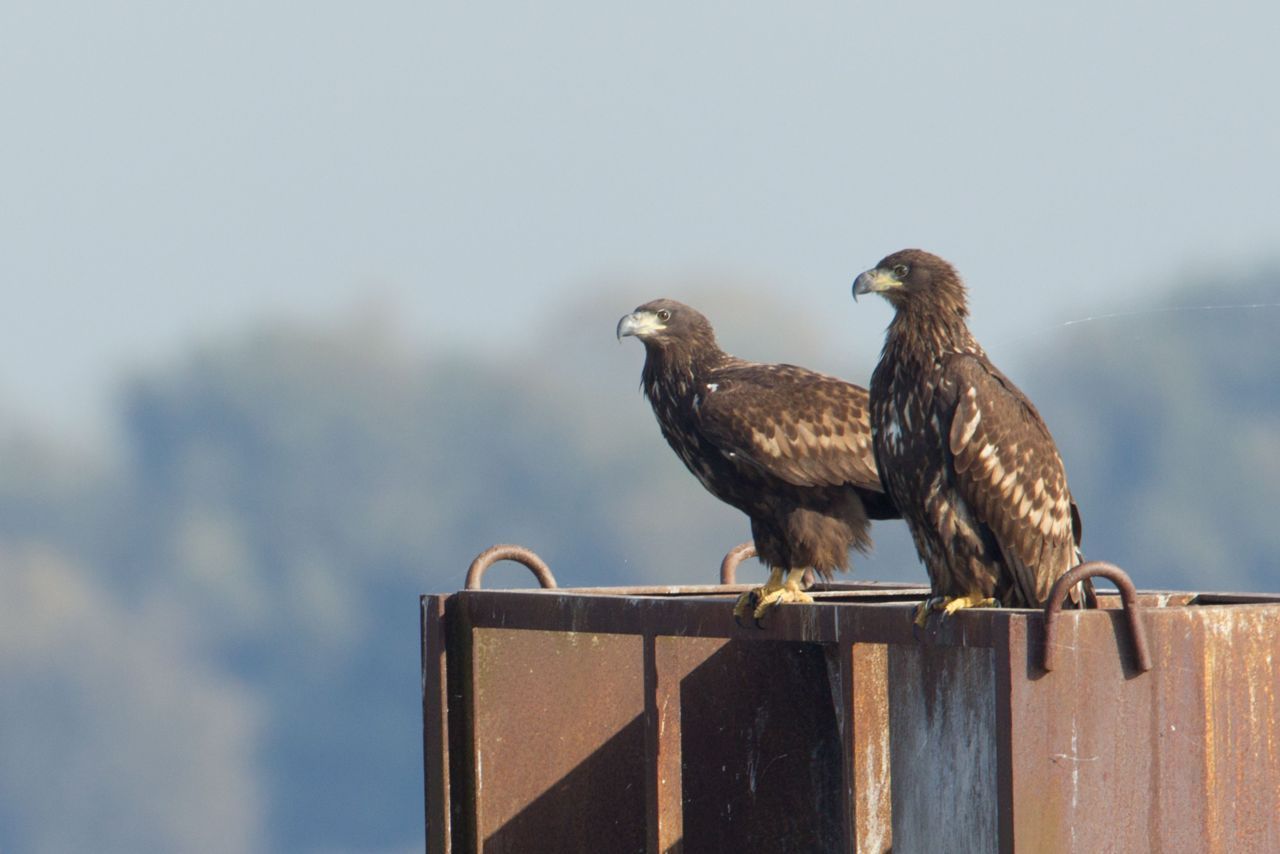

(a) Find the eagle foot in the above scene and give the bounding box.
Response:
[914,593,1000,627]
[733,568,812,628]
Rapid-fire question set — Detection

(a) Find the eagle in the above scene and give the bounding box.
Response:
[853,249,1086,624]
[617,299,897,622]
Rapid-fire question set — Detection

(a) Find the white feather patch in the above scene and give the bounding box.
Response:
[886,414,903,448]
[955,406,982,448]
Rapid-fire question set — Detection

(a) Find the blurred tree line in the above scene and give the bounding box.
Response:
[0,272,1276,852]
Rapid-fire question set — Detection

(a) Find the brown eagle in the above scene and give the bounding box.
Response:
[617,299,897,621]
[853,250,1085,624]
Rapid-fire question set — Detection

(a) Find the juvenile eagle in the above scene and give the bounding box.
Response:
[853,250,1085,624]
[618,299,897,622]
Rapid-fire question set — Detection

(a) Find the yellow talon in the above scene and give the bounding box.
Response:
[733,568,812,623]
[914,593,998,626]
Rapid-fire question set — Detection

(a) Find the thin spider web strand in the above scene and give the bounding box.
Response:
[989,302,1280,352]
[1060,303,1280,328]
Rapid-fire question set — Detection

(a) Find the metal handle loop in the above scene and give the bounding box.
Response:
[465,544,558,590]
[719,541,757,584]
[1043,561,1151,673]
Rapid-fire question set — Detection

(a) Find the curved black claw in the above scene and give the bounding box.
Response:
[733,589,761,629]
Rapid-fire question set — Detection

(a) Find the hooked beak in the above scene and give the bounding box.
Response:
[617,311,659,341]
[853,268,902,301]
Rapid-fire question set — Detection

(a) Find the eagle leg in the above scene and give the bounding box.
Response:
[733,568,812,627]
[914,592,999,627]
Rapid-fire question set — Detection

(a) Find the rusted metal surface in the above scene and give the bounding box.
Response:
[1044,561,1152,673]
[643,635,716,853]
[1003,605,1280,852]
[669,639,843,851]
[465,545,557,590]
[468,627,645,853]
[828,642,893,852]
[889,644,999,852]
[424,556,1280,853]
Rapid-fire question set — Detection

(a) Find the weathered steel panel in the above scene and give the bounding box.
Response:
[888,643,999,852]
[1005,605,1280,853]
[468,628,646,854]
[1196,607,1280,853]
[425,570,1280,853]
[831,643,893,854]
[644,634,727,853]
[676,640,844,853]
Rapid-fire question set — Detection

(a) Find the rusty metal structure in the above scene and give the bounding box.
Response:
[422,545,1280,853]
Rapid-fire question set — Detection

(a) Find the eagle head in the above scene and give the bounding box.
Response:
[617,299,714,346]
[853,249,968,317]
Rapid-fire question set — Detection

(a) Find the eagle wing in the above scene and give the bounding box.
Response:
[941,354,1079,606]
[694,363,882,492]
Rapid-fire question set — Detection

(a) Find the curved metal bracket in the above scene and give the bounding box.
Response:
[465,544,558,590]
[719,541,757,584]
[1043,561,1151,673]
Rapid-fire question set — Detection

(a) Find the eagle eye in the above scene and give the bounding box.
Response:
[892,263,910,278]
[656,309,671,322]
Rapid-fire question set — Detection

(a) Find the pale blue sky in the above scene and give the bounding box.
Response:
[3,1,1278,437]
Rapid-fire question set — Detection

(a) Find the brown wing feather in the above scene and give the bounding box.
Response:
[694,363,882,492]
[943,355,1078,606]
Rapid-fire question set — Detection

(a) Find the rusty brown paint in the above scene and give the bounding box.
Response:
[1004,605,1280,851]
[643,635,729,853]
[464,544,558,590]
[468,628,646,853]
[832,643,893,853]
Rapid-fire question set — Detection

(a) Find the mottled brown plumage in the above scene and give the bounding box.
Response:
[617,299,896,614]
[853,250,1084,615]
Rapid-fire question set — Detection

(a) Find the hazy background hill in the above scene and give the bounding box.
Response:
[1,271,1278,851]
